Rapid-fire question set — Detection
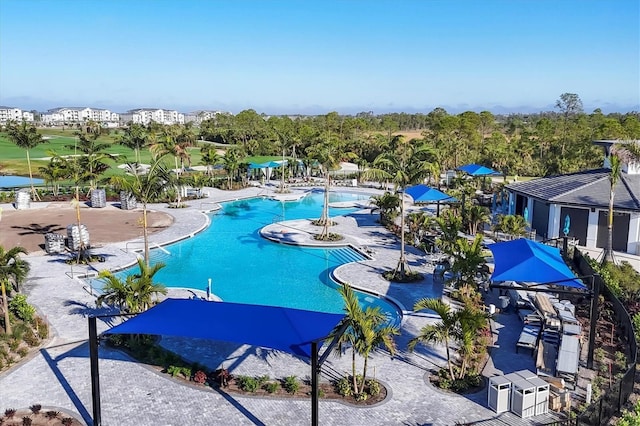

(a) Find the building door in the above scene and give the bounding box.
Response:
[597,212,631,252]
[532,200,549,239]
[559,207,589,246]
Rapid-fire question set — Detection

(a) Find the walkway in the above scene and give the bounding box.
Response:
[0,186,563,425]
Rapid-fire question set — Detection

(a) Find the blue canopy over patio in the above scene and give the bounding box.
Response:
[89,299,346,426]
[106,298,344,358]
[487,238,586,289]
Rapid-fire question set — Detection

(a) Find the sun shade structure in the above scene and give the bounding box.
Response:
[404,184,457,203]
[105,298,344,357]
[457,163,501,176]
[89,299,346,426]
[487,239,586,289]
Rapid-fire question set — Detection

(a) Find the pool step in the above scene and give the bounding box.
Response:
[329,247,366,264]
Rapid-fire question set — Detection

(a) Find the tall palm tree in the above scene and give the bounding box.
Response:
[38,152,68,197]
[0,245,30,335]
[361,140,435,279]
[108,156,170,266]
[603,141,640,264]
[117,123,148,164]
[200,145,222,176]
[5,120,46,200]
[222,146,245,190]
[456,308,489,379]
[306,135,344,239]
[66,127,115,193]
[409,298,459,380]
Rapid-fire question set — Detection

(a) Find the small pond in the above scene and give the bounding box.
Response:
[0,176,44,188]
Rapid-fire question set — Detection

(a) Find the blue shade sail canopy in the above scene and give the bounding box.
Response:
[106,299,345,358]
[404,184,457,203]
[487,239,586,289]
[457,164,501,176]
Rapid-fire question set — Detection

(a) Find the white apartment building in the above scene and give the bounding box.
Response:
[0,106,34,124]
[125,108,185,125]
[40,107,120,125]
[185,110,223,124]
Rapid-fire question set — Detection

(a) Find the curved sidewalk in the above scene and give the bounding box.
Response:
[0,186,526,425]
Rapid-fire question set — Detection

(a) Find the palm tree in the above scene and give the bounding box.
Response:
[67,125,115,193]
[369,192,400,226]
[409,298,459,380]
[603,141,640,264]
[361,140,435,279]
[466,205,490,235]
[5,120,46,200]
[117,123,148,163]
[0,245,30,334]
[330,284,398,396]
[200,145,222,176]
[38,152,68,197]
[97,258,167,313]
[108,156,170,266]
[222,146,245,190]
[456,308,489,379]
[306,135,345,239]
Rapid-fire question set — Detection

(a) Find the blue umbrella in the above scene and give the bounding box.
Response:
[563,215,571,236]
[404,185,457,217]
[404,185,456,203]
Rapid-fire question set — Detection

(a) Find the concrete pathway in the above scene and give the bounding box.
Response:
[0,186,563,425]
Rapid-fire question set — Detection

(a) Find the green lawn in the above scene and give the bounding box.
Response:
[0,130,210,178]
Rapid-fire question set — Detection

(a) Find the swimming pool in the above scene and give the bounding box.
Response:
[109,190,400,323]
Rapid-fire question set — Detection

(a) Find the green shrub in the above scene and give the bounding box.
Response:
[236,375,259,392]
[8,294,36,322]
[335,377,352,397]
[167,365,182,377]
[283,375,299,394]
[264,381,280,393]
[366,379,380,396]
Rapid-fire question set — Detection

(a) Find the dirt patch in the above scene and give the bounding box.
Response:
[0,202,173,254]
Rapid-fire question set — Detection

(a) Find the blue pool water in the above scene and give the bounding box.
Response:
[0,175,44,188]
[109,191,400,323]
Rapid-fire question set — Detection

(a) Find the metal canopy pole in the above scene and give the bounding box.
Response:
[89,316,101,426]
[311,341,319,426]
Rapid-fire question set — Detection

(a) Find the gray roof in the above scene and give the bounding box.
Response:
[507,168,640,212]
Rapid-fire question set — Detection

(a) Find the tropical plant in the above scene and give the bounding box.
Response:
[117,123,148,163]
[369,192,400,226]
[0,245,30,334]
[97,258,167,313]
[222,146,246,190]
[329,284,398,396]
[108,156,170,266]
[465,205,490,236]
[305,134,345,240]
[5,120,46,200]
[38,152,69,197]
[361,139,436,279]
[603,141,640,264]
[66,124,115,192]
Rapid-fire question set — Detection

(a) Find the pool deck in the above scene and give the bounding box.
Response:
[0,186,565,425]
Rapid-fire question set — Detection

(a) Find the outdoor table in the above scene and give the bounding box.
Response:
[516,325,540,354]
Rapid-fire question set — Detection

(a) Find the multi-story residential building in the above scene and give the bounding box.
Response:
[0,106,34,124]
[185,110,223,124]
[124,108,185,125]
[40,107,120,125]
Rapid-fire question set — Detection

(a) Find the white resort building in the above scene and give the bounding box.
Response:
[40,107,120,126]
[0,106,34,124]
[120,108,185,125]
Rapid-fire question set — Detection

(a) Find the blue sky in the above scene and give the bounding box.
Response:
[1,0,638,114]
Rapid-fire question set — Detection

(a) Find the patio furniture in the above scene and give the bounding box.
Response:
[516,325,540,354]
